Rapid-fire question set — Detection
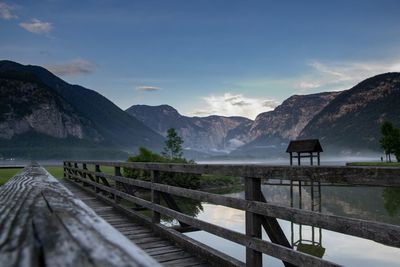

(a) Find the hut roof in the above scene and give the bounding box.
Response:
[286,139,323,153]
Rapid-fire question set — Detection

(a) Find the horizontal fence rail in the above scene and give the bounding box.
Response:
[64,161,400,267]
[67,160,400,187]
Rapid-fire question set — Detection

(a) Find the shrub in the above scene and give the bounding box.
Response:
[124,147,200,189]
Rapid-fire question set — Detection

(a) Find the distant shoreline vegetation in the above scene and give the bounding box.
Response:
[346,162,400,167]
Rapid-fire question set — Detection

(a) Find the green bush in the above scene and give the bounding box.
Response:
[124,147,200,189]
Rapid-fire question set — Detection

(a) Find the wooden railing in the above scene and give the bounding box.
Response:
[0,163,161,267]
[64,161,400,267]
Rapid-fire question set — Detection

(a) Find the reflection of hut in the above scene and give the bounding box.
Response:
[287,139,325,257]
[286,139,323,166]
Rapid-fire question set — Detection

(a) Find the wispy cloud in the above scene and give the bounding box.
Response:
[295,58,400,92]
[0,2,17,20]
[135,86,161,92]
[19,18,52,34]
[46,59,96,76]
[190,93,278,119]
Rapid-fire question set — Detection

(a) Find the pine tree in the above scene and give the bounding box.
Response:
[162,128,184,159]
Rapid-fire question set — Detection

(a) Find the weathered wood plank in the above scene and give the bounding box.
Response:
[153,251,196,262]
[66,161,400,186]
[245,177,262,267]
[65,178,244,267]
[0,165,161,267]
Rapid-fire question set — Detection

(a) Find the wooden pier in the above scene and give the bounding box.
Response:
[1,161,400,267]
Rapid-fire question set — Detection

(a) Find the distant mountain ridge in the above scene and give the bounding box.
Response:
[126,90,340,157]
[2,60,398,160]
[0,60,164,159]
[126,104,252,153]
[229,91,341,157]
[300,72,400,153]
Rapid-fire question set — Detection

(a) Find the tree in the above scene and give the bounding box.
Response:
[125,147,200,189]
[379,121,400,162]
[162,128,184,159]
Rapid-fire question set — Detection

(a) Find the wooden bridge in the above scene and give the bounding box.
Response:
[1,161,400,267]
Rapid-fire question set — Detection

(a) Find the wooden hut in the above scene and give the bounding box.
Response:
[286,139,323,166]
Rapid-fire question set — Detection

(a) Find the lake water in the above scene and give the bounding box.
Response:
[183,184,400,266]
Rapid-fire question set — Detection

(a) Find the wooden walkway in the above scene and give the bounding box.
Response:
[61,179,210,267]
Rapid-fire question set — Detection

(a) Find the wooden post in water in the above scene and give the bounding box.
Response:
[245,177,262,267]
[151,170,161,224]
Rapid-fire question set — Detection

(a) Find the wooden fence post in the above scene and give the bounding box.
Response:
[63,161,66,179]
[151,170,161,224]
[115,166,122,203]
[82,163,87,179]
[95,164,100,193]
[245,177,262,267]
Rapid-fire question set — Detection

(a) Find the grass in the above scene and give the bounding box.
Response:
[0,165,65,185]
[347,162,400,167]
[0,168,21,185]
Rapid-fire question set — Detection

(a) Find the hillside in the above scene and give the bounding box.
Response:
[300,73,400,153]
[230,91,340,158]
[126,105,252,153]
[0,60,164,159]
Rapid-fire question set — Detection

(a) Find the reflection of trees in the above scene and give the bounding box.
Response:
[382,188,400,216]
[161,196,203,223]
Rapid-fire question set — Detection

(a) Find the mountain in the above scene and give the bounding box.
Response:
[126,105,252,153]
[299,73,400,153]
[0,60,164,159]
[230,91,341,158]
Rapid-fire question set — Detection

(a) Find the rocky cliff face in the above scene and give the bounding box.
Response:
[0,60,165,154]
[230,91,340,157]
[247,91,341,142]
[0,78,101,141]
[126,105,252,153]
[299,73,400,153]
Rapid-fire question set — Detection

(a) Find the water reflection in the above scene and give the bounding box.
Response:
[184,183,400,267]
[382,188,400,217]
[289,181,325,258]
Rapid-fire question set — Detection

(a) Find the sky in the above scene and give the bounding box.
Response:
[1,0,400,119]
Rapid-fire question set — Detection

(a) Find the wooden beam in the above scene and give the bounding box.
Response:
[75,178,341,267]
[151,170,161,224]
[66,169,400,248]
[0,165,160,267]
[64,161,400,187]
[245,177,262,267]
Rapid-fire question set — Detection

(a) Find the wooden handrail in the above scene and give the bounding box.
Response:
[0,164,161,267]
[65,160,400,186]
[65,165,400,248]
[66,171,340,267]
[63,161,400,266]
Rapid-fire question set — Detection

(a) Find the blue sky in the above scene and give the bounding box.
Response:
[1,0,400,119]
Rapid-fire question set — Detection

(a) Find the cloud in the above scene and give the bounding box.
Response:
[135,86,161,92]
[294,58,400,92]
[19,18,52,34]
[46,59,96,76]
[189,93,278,119]
[0,2,17,20]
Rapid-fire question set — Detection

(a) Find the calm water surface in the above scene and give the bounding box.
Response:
[184,184,400,267]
